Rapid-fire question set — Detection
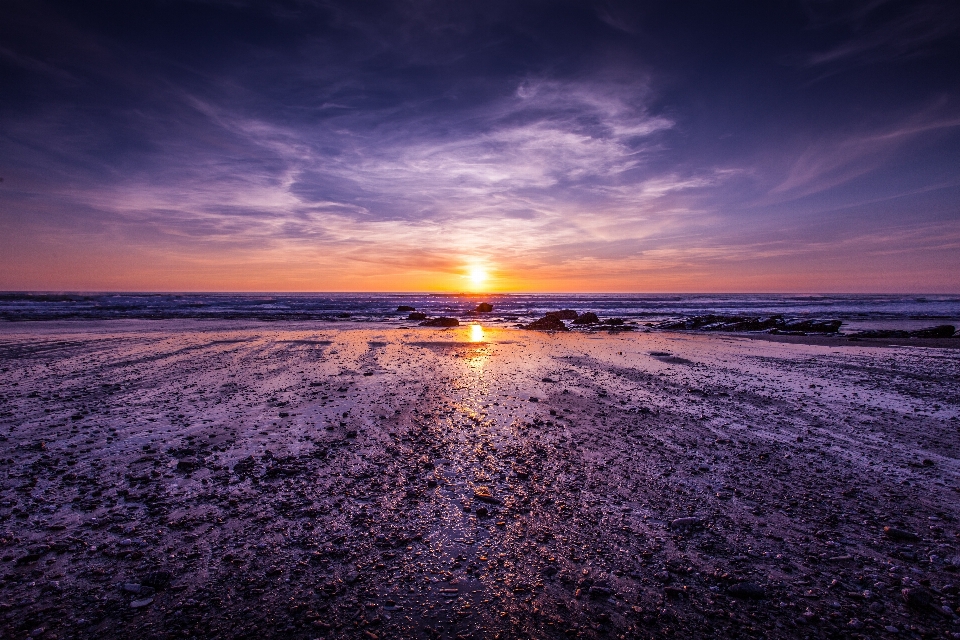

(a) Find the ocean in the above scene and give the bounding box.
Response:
[1,292,958,333]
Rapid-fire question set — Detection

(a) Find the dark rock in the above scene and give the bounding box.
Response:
[588,585,613,599]
[901,587,933,610]
[474,303,494,313]
[408,312,427,321]
[783,319,842,333]
[728,582,766,599]
[420,317,459,327]
[233,456,257,478]
[141,570,172,589]
[657,314,841,333]
[669,517,702,530]
[884,526,919,541]
[176,457,199,472]
[912,324,955,338]
[523,316,568,331]
[847,326,953,339]
[397,306,416,312]
[15,553,42,565]
[546,310,578,320]
[572,312,599,325]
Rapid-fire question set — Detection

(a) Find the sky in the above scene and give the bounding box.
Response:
[1,0,959,293]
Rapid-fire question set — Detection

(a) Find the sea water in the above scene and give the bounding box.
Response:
[1,292,958,333]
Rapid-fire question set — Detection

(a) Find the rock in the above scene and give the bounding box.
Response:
[408,312,427,320]
[728,582,766,599]
[523,316,568,331]
[588,585,613,599]
[176,457,199,472]
[669,517,702,529]
[141,570,172,589]
[397,306,416,312]
[473,487,500,504]
[783,319,842,333]
[901,587,933,610]
[475,506,489,517]
[474,303,493,313]
[848,325,954,338]
[572,312,599,325]
[546,310,577,320]
[884,526,919,541]
[911,324,955,338]
[656,314,841,333]
[420,317,459,327]
[130,596,154,608]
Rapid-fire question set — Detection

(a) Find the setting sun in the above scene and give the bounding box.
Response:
[467,266,488,288]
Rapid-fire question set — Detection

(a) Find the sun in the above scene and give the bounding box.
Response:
[467,266,488,288]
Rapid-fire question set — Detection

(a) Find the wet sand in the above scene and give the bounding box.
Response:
[1,320,958,639]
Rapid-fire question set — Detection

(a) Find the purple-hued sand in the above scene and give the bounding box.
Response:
[1,320,958,638]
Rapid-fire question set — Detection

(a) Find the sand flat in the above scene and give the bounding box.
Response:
[1,320,958,638]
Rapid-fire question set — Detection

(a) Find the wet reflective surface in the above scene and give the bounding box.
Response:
[0,320,958,638]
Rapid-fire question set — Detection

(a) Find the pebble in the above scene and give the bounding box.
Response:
[669,517,702,529]
[130,597,154,608]
[884,526,919,541]
[901,587,932,609]
[728,582,766,599]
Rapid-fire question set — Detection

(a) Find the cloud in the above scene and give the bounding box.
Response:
[771,110,960,196]
[804,0,960,71]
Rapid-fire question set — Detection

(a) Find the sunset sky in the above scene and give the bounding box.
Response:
[1,0,959,292]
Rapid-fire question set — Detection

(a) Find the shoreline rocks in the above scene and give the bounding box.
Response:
[523,315,569,331]
[658,314,843,334]
[850,325,956,339]
[420,317,459,327]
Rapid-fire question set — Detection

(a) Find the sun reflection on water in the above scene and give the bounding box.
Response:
[470,323,484,343]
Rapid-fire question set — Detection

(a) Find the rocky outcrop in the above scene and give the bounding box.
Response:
[571,312,599,325]
[658,314,842,334]
[397,305,416,312]
[420,317,459,327]
[523,315,569,331]
[407,312,427,321]
[546,310,577,320]
[474,303,494,313]
[850,324,955,339]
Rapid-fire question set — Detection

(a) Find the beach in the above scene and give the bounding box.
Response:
[1,320,958,639]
